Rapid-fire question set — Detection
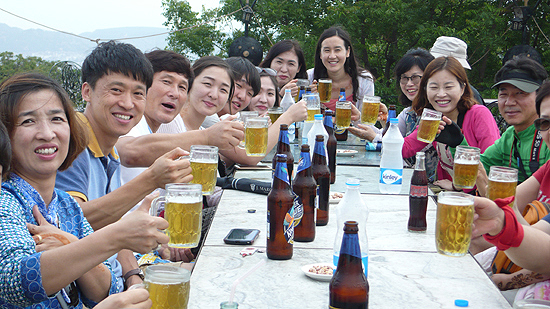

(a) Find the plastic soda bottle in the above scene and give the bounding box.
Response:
[379,118,404,194]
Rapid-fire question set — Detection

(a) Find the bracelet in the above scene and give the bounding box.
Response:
[483,196,524,251]
[123,268,144,283]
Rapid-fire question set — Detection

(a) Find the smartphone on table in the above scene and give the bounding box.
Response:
[223,228,260,245]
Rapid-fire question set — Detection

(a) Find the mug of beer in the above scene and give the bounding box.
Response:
[335,101,352,133]
[417,109,442,143]
[361,96,381,125]
[487,166,518,202]
[237,111,259,149]
[304,93,320,122]
[151,183,203,248]
[189,145,219,195]
[144,265,191,309]
[294,79,310,101]
[318,79,332,103]
[268,107,283,123]
[435,191,475,257]
[452,146,480,190]
[244,117,269,157]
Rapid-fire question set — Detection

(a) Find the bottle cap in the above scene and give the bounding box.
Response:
[285,89,291,93]
[314,114,323,120]
[345,178,360,186]
[389,118,398,124]
[454,299,468,307]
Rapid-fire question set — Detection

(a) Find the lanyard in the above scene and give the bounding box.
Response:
[509,130,542,181]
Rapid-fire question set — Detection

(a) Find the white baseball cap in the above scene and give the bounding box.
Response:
[430,36,471,70]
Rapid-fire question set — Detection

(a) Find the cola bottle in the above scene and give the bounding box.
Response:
[408,151,428,232]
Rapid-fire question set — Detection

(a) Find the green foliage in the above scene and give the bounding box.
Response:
[0,52,56,82]
[163,0,550,110]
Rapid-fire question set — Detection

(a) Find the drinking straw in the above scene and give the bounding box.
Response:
[228,259,266,303]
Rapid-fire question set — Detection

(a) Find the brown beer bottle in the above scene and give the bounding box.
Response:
[330,221,369,309]
[293,144,317,242]
[272,124,294,184]
[408,152,428,232]
[267,154,294,260]
[324,110,337,184]
[312,135,331,226]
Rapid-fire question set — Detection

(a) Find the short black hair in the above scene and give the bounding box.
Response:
[536,81,550,116]
[394,48,434,107]
[225,57,261,97]
[0,121,10,181]
[82,40,154,90]
[495,56,548,84]
[145,49,194,89]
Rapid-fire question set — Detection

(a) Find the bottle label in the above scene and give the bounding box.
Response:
[292,195,304,227]
[379,168,403,185]
[296,152,312,173]
[410,185,428,197]
[314,140,326,157]
[283,203,295,244]
[279,128,290,146]
[287,123,296,143]
[339,233,361,259]
[334,128,345,134]
[274,162,290,185]
[323,114,334,128]
[267,210,270,240]
[315,185,320,208]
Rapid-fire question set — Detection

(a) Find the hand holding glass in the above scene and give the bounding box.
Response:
[335,101,352,133]
[487,166,518,202]
[361,96,381,125]
[453,146,480,190]
[244,117,269,157]
[144,265,191,309]
[189,145,218,195]
[237,111,259,149]
[417,109,442,143]
[435,191,474,257]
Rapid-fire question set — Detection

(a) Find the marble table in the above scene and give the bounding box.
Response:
[189,173,511,308]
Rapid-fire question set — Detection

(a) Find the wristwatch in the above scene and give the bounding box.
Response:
[123,268,145,283]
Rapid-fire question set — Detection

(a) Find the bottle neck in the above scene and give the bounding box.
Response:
[312,142,327,164]
[273,161,291,189]
[337,232,363,271]
[277,129,290,152]
[415,156,426,171]
[296,151,313,176]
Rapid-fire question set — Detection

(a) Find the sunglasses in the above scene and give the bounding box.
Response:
[256,67,277,77]
[534,118,550,131]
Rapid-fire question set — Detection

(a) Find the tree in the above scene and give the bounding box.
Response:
[163,0,550,105]
[0,52,56,82]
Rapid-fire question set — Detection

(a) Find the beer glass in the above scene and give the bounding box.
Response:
[361,96,381,125]
[435,191,475,257]
[144,265,191,309]
[294,79,310,101]
[452,146,480,190]
[244,117,269,157]
[268,107,283,123]
[417,109,442,143]
[487,166,518,202]
[335,101,352,133]
[151,183,203,248]
[318,79,332,103]
[189,145,218,195]
[304,93,320,122]
[237,111,259,149]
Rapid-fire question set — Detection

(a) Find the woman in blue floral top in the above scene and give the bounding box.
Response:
[0,73,167,308]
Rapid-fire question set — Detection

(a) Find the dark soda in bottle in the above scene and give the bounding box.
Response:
[408,151,428,232]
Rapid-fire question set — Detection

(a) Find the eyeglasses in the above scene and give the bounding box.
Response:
[400,74,422,85]
[256,67,277,77]
[534,118,550,131]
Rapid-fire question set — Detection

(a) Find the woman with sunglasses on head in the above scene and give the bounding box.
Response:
[246,68,280,116]
[401,56,500,192]
[308,26,374,117]
[0,73,166,308]
[260,40,309,99]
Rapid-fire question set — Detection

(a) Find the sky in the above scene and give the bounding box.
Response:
[0,0,219,33]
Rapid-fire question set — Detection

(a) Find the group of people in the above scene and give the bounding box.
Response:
[0,22,549,308]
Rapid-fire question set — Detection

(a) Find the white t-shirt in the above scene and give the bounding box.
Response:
[120,117,152,185]
[158,114,188,134]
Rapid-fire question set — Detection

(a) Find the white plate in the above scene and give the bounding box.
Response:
[336,149,358,157]
[301,263,334,281]
[329,192,344,204]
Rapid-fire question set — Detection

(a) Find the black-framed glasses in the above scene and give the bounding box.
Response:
[534,118,550,131]
[256,67,277,77]
[399,74,422,85]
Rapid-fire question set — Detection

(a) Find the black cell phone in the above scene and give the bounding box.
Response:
[223,228,260,245]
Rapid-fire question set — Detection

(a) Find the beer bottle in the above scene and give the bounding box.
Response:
[330,221,369,309]
[298,85,306,101]
[267,154,295,260]
[335,88,348,141]
[324,110,337,184]
[272,124,294,184]
[381,104,397,136]
[408,151,428,232]
[312,135,331,226]
[293,144,317,242]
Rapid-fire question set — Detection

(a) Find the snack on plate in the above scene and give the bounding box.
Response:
[308,265,334,275]
[330,192,344,200]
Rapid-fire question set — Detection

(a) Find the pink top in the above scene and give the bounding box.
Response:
[326,94,354,111]
[403,104,501,182]
[533,160,550,203]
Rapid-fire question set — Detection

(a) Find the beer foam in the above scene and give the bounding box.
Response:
[190,159,217,164]
[167,196,201,204]
[454,158,479,165]
[438,197,473,206]
[488,177,516,182]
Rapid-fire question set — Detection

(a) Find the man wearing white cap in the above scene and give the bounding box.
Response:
[479,56,549,185]
[430,36,485,105]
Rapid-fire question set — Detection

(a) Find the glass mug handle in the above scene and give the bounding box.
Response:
[150,196,166,218]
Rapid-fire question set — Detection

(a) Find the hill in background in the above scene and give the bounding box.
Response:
[0,23,168,64]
